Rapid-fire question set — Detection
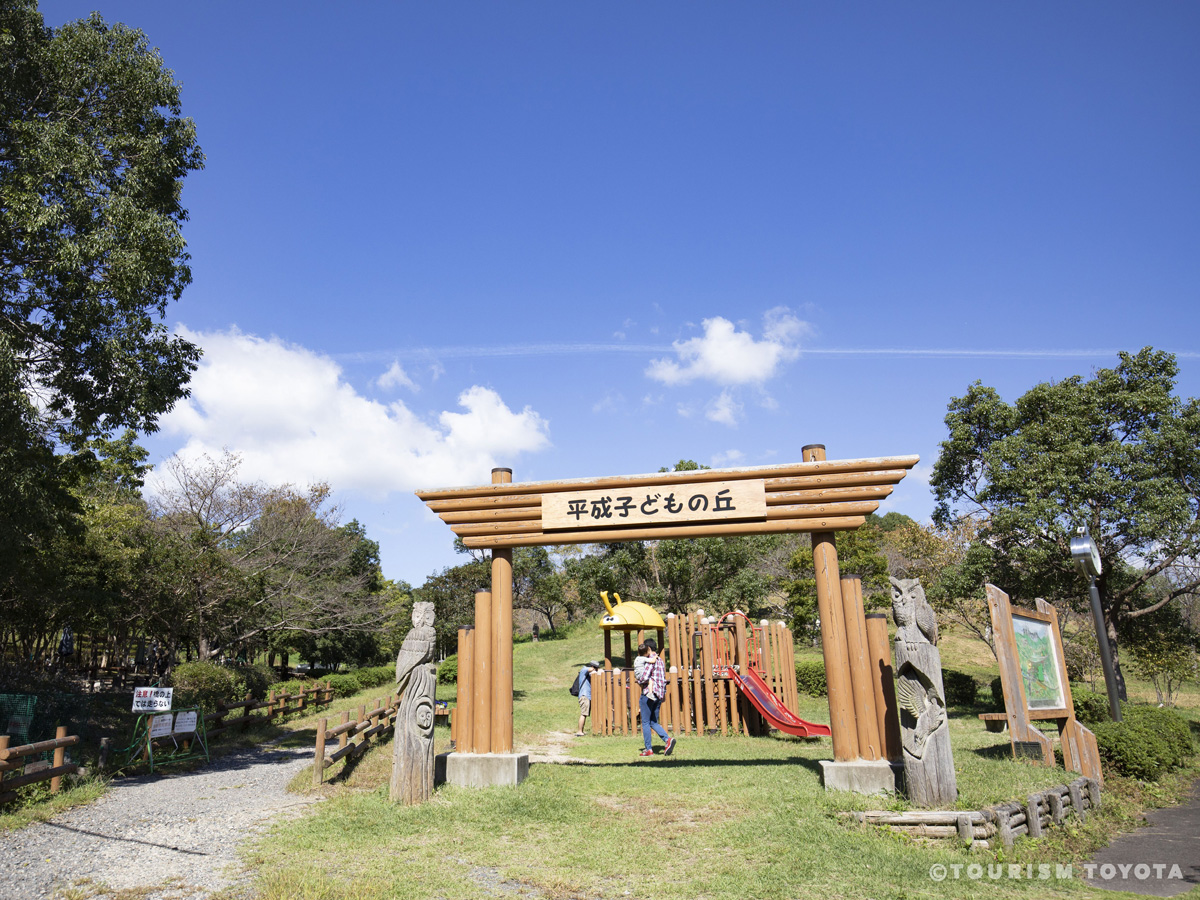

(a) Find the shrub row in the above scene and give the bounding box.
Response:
[941,669,978,707]
[170,661,400,712]
[1092,705,1195,780]
[795,661,827,697]
[438,655,458,685]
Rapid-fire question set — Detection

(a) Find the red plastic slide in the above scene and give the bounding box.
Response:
[731,668,832,738]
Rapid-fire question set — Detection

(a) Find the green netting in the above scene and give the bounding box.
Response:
[0,694,37,746]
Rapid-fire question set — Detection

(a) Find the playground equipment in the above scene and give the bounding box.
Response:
[600,591,665,665]
[589,606,832,739]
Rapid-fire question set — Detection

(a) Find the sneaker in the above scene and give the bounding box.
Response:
[664,737,676,756]
[638,748,654,757]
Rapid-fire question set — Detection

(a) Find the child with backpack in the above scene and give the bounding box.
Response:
[571,661,602,736]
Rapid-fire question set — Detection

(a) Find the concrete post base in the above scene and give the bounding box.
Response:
[819,759,901,795]
[436,751,530,788]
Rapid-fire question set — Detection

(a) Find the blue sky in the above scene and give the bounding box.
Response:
[46,2,1200,586]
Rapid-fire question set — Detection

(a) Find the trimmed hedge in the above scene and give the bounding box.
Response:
[1091,704,1194,780]
[354,665,395,690]
[438,655,458,685]
[795,661,827,697]
[1071,685,1111,726]
[942,670,977,707]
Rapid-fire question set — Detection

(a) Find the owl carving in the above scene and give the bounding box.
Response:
[890,576,938,649]
[395,601,436,699]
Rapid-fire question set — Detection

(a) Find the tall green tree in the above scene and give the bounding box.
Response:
[930,348,1200,698]
[1,2,203,442]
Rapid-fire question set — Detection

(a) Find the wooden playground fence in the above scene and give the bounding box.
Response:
[0,727,79,805]
[590,611,802,738]
[207,682,333,739]
[312,695,399,785]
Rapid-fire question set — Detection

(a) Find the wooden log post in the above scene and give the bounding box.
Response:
[390,662,437,805]
[841,576,882,761]
[490,469,515,755]
[313,717,327,786]
[807,443,859,761]
[472,589,493,754]
[865,613,903,762]
[50,726,67,793]
[457,626,474,753]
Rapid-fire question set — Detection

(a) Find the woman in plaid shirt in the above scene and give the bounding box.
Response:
[635,639,675,757]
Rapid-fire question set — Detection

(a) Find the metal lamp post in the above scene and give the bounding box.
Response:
[1069,526,1122,722]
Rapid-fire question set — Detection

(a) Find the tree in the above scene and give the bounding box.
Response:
[150,451,384,663]
[785,517,889,640]
[880,516,995,654]
[1,2,204,442]
[930,348,1200,698]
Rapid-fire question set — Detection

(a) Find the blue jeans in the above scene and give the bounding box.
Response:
[639,693,670,750]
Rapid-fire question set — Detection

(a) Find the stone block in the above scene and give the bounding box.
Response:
[819,759,900,795]
[437,751,529,788]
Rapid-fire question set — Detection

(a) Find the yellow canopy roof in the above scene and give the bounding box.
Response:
[599,591,666,631]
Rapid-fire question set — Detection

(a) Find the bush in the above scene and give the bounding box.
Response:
[990,676,1004,710]
[170,661,245,714]
[795,661,827,697]
[1122,705,1195,762]
[353,665,394,689]
[238,664,278,701]
[1092,705,1194,780]
[438,655,458,685]
[324,673,363,697]
[1071,685,1111,726]
[942,670,977,706]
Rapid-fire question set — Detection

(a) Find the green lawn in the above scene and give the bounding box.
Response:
[242,624,1199,900]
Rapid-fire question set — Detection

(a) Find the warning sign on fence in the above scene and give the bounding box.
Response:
[149,713,174,739]
[132,687,173,713]
[174,710,198,734]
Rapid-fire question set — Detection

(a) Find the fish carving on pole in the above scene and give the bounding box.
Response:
[390,602,437,804]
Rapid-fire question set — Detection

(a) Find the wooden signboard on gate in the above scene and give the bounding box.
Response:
[418,455,919,549]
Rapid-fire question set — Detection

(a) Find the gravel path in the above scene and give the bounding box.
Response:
[0,743,322,900]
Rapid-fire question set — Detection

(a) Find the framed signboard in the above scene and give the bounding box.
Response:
[1011,612,1067,713]
[985,585,1101,782]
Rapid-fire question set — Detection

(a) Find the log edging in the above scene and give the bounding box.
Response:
[849,776,1101,850]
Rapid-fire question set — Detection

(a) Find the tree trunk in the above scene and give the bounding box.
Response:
[390,663,437,805]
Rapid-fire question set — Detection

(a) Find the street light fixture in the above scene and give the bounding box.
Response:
[1070,526,1122,722]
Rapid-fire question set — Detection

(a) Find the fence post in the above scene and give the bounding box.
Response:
[338,710,350,756]
[313,717,327,786]
[268,690,277,721]
[51,725,67,793]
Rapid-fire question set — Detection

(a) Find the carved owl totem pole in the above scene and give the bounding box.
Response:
[889,577,957,806]
[390,602,438,805]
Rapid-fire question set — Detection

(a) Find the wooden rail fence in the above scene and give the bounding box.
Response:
[0,727,79,805]
[208,682,333,740]
[312,695,399,786]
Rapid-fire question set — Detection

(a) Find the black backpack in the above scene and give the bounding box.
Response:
[569,668,587,697]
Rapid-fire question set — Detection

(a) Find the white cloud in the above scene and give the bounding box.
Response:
[376,360,417,392]
[711,449,745,467]
[705,389,742,426]
[154,328,550,497]
[645,308,808,387]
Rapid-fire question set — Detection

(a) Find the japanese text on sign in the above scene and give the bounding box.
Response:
[149,713,174,739]
[542,480,767,531]
[132,687,173,713]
